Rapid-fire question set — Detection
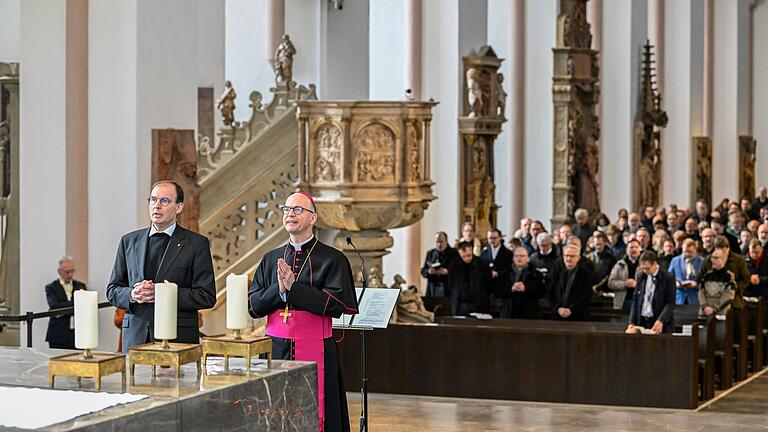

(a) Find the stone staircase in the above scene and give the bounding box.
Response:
[197,80,315,336]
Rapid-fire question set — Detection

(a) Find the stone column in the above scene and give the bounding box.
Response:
[320,0,369,99]
[404,0,423,291]
[663,0,705,205]
[509,0,525,234]
[265,0,285,67]
[754,1,768,187]
[66,0,89,281]
[702,0,713,137]
[710,0,750,201]
[587,0,602,209]
[600,0,646,216]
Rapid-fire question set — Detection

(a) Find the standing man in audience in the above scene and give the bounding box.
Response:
[106,181,216,351]
[746,239,768,298]
[699,237,750,310]
[635,227,652,252]
[700,228,716,256]
[45,256,87,349]
[695,199,711,224]
[608,239,642,310]
[550,244,593,321]
[711,219,741,252]
[586,232,615,293]
[751,187,768,220]
[684,217,701,243]
[449,241,492,316]
[626,251,675,334]
[421,231,459,297]
[758,223,768,248]
[493,247,546,319]
[627,212,642,233]
[605,224,626,258]
[555,224,572,255]
[530,233,559,286]
[669,238,704,305]
[517,218,534,253]
[572,208,596,252]
[697,246,737,317]
[480,228,513,295]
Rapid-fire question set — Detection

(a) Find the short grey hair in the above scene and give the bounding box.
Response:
[536,232,552,245]
[57,255,74,267]
[574,208,588,218]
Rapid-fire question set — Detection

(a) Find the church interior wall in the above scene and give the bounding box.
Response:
[711,0,744,202]
[599,0,646,218]
[523,0,556,225]
[19,0,70,350]
[5,0,768,347]
[486,0,513,237]
[661,0,701,207]
[755,1,768,189]
[0,0,20,62]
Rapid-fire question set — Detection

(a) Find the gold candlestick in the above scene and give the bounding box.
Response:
[129,341,202,379]
[49,351,127,391]
[202,333,272,373]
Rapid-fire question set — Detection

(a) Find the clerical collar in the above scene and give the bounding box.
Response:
[59,279,72,286]
[290,235,315,251]
[539,248,552,256]
[150,222,176,237]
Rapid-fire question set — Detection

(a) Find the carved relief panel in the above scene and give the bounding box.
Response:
[352,121,397,184]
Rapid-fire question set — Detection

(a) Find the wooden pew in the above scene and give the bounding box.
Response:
[745,297,764,372]
[674,305,715,401]
[733,307,749,381]
[337,319,701,409]
[714,308,734,389]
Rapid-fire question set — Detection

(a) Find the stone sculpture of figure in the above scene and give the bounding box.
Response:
[274,34,297,83]
[390,274,407,290]
[638,144,658,207]
[698,142,712,203]
[217,81,236,126]
[466,68,483,118]
[495,74,507,119]
[396,281,435,324]
[368,266,384,288]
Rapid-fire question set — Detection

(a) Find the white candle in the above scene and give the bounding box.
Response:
[74,290,98,350]
[226,274,250,330]
[154,281,178,341]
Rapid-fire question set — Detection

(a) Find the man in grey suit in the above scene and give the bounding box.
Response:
[107,181,216,351]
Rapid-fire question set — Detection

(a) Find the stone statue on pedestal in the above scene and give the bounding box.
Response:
[274,34,297,83]
[216,81,236,126]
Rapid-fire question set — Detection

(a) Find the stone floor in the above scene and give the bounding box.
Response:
[347,371,768,432]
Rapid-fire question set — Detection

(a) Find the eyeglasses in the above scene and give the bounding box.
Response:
[147,197,176,207]
[279,205,315,215]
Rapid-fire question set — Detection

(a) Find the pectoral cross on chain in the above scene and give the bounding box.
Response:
[280,306,292,323]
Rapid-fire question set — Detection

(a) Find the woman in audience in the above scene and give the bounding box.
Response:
[740,230,754,255]
[651,229,671,255]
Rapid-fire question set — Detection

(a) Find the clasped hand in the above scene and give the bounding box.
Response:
[131,280,155,303]
[277,258,296,294]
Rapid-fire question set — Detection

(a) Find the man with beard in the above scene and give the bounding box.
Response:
[745,239,768,298]
[608,239,642,310]
[449,241,493,316]
[550,244,594,321]
[700,228,716,256]
[493,247,546,319]
[572,208,596,253]
[421,231,459,297]
[699,237,750,310]
[695,199,711,224]
[684,217,701,243]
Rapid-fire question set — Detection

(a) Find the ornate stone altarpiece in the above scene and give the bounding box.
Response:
[459,46,506,244]
[551,0,601,229]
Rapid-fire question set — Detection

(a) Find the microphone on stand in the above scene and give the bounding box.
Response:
[346,236,367,289]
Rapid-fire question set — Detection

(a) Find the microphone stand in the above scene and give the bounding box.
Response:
[346,237,368,432]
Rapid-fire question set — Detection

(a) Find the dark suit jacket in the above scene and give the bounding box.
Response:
[45,279,87,348]
[106,225,216,351]
[549,259,594,321]
[629,269,676,330]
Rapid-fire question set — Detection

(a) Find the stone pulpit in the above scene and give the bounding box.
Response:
[295,101,437,286]
[458,46,506,243]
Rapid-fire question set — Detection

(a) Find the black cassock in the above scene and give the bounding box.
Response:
[248,236,358,432]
